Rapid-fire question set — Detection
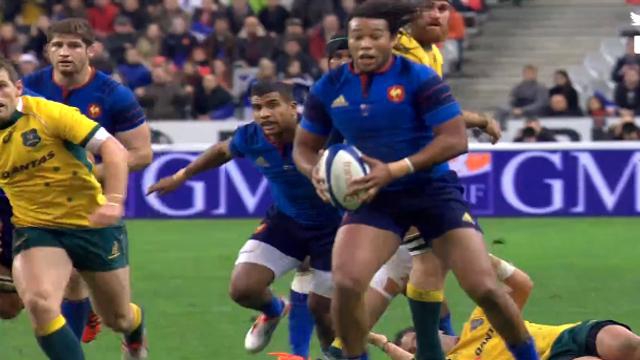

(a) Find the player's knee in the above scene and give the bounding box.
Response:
[619,337,640,360]
[101,310,131,333]
[21,290,57,318]
[0,295,23,319]
[228,282,262,306]
[307,294,330,319]
[462,280,502,308]
[333,270,368,295]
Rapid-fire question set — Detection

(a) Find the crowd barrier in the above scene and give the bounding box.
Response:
[125,142,640,218]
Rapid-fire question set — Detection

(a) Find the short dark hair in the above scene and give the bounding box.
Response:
[250,81,294,102]
[350,0,418,35]
[46,18,95,46]
[0,57,20,83]
[393,326,415,346]
[622,122,639,134]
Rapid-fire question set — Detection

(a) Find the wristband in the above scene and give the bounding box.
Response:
[388,157,415,179]
[382,341,392,353]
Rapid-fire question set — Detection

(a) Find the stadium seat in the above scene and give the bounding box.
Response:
[600,37,626,65]
[583,52,613,80]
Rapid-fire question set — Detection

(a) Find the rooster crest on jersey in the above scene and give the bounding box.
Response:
[321,144,370,211]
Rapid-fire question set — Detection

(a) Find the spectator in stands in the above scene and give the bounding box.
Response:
[87,0,120,39]
[514,118,556,142]
[236,16,276,67]
[105,16,138,65]
[447,6,466,72]
[137,23,164,62]
[136,65,192,119]
[259,0,290,35]
[161,16,198,68]
[587,95,613,141]
[308,14,341,63]
[282,58,313,104]
[191,0,220,42]
[193,74,234,120]
[0,23,22,60]
[334,0,357,24]
[17,53,39,77]
[226,0,255,34]
[89,41,115,74]
[59,0,87,21]
[499,65,548,122]
[549,69,580,112]
[212,59,231,89]
[291,0,334,28]
[156,0,190,34]
[280,17,308,52]
[276,36,318,79]
[204,16,237,61]
[256,57,277,82]
[119,0,150,32]
[117,47,152,90]
[611,37,640,83]
[614,67,640,113]
[25,15,49,61]
[620,122,640,140]
[544,94,583,117]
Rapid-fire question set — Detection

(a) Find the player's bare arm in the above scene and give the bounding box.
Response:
[88,136,128,227]
[368,332,414,360]
[91,122,152,181]
[489,254,533,310]
[292,127,331,202]
[146,139,233,196]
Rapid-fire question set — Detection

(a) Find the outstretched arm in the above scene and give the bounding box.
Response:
[462,111,502,144]
[368,332,415,360]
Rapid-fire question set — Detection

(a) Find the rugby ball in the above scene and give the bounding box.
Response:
[322,144,370,211]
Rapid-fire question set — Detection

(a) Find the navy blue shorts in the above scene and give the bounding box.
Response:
[0,196,13,269]
[243,207,337,272]
[342,171,481,246]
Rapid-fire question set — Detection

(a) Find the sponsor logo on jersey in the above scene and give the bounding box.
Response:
[108,241,121,260]
[1,151,55,179]
[21,129,41,148]
[331,95,349,108]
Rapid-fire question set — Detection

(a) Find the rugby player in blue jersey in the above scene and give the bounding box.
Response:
[21,18,151,357]
[147,81,337,355]
[293,1,539,360]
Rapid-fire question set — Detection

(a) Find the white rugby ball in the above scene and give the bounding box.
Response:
[322,144,370,211]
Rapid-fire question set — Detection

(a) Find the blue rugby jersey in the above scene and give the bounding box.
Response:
[301,56,463,191]
[23,66,146,134]
[230,123,341,226]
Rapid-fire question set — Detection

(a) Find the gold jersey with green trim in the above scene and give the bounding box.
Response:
[393,30,444,77]
[446,307,578,360]
[0,95,106,228]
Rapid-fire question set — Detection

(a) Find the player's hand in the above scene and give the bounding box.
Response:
[89,202,123,227]
[311,152,331,203]
[367,332,388,347]
[347,155,393,203]
[482,114,502,144]
[146,169,187,196]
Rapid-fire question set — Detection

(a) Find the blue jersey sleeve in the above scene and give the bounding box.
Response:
[106,84,146,133]
[229,126,247,158]
[300,85,333,137]
[415,70,462,126]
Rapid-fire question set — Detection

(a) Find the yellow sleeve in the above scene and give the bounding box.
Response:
[42,98,101,147]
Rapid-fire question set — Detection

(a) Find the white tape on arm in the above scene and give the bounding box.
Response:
[85,127,112,153]
[496,259,516,281]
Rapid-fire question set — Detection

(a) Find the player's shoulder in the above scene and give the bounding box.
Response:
[396,55,439,80]
[91,71,133,98]
[232,122,264,147]
[22,66,53,88]
[311,65,351,98]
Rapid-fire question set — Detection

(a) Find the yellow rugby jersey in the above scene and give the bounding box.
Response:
[393,30,444,77]
[446,307,578,360]
[0,95,106,228]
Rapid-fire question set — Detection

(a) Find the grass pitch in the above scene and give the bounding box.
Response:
[1,218,638,359]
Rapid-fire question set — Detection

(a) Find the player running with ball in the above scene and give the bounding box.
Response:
[293,1,539,359]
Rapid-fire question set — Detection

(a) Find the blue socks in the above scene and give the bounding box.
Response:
[507,337,539,360]
[261,296,284,318]
[61,298,91,340]
[288,289,314,358]
[439,313,456,336]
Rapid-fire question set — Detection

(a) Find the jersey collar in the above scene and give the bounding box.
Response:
[51,66,97,98]
[349,55,396,75]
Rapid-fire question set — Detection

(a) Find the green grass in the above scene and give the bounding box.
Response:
[1,218,638,359]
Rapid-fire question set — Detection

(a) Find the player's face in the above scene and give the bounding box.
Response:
[413,0,450,44]
[348,18,395,73]
[0,70,23,122]
[329,49,352,70]
[47,35,91,76]
[251,92,297,137]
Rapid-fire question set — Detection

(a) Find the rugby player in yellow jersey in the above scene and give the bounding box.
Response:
[368,255,640,360]
[0,58,147,360]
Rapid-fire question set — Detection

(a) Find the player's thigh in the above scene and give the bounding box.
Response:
[332,224,400,292]
[593,323,640,360]
[409,250,447,289]
[81,267,131,325]
[64,269,90,300]
[432,228,496,296]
